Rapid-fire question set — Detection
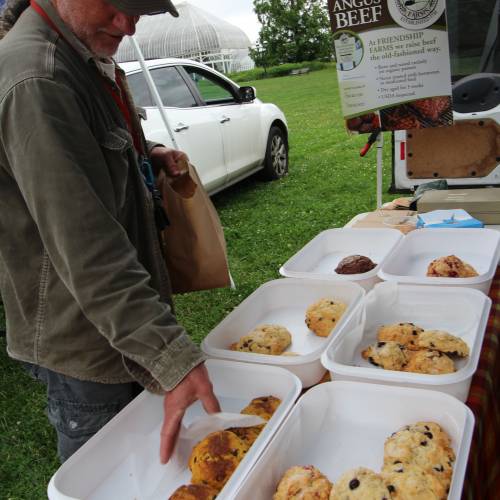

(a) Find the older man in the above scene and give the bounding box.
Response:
[0,0,219,464]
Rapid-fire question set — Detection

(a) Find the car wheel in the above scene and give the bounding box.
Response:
[262,126,288,180]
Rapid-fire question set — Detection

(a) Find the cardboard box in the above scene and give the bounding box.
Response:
[417,188,500,224]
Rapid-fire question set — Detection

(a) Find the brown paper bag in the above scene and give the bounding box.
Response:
[157,163,231,293]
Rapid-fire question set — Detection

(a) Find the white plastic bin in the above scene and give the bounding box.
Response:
[279,228,404,290]
[321,282,491,401]
[47,359,301,500]
[235,381,475,500]
[378,228,500,294]
[201,278,365,387]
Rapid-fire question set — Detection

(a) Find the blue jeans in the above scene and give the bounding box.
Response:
[23,363,142,462]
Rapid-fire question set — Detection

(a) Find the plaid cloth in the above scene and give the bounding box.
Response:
[462,267,500,500]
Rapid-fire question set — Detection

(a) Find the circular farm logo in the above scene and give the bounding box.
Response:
[388,0,445,30]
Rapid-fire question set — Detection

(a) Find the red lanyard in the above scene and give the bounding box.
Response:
[30,0,144,155]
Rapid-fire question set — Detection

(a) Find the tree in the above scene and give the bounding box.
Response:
[251,0,333,66]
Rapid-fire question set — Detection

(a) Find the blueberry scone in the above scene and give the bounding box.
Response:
[417,330,469,357]
[274,465,333,500]
[305,298,348,337]
[330,467,392,499]
[382,463,447,500]
[426,255,478,278]
[240,395,281,421]
[377,323,424,351]
[384,426,455,492]
[169,483,219,500]
[403,350,455,375]
[189,430,249,490]
[230,324,292,355]
[362,341,408,371]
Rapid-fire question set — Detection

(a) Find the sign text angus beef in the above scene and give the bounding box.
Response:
[331,0,383,28]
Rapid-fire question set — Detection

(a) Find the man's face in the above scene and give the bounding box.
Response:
[52,0,140,57]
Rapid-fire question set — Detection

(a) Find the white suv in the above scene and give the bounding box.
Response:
[121,58,289,195]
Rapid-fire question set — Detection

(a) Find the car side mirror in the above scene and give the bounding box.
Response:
[238,86,256,103]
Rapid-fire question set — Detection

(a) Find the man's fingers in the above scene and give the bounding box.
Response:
[159,408,184,464]
[200,389,221,415]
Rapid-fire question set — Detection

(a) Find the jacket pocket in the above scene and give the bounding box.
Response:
[98,127,134,216]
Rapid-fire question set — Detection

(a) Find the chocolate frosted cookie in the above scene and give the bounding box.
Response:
[330,467,392,499]
[335,255,377,274]
[362,341,408,371]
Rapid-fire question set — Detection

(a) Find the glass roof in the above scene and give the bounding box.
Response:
[116,1,253,67]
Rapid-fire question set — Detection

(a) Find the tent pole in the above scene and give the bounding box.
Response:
[130,36,179,150]
[376,132,384,208]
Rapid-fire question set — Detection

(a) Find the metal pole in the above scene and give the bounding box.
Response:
[376,132,384,208]
[130,36,179,150]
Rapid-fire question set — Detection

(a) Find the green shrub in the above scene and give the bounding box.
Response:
[227,61,331,83]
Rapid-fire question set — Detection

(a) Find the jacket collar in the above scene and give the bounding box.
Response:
[35,0,106,67]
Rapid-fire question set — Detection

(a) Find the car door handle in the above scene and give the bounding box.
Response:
[220,116,231,124]
[174,123,189,132]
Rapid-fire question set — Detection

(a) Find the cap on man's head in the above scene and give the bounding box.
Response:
[107,0,179,16]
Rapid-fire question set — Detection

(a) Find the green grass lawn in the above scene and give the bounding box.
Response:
[0,65,396,498]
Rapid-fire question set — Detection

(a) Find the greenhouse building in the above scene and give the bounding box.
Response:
[116,1,254,73]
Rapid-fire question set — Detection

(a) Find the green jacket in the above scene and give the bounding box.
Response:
[0,0,205,392]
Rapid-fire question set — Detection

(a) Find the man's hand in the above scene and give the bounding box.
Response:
[150,146,188,178]
[160,363,220,464]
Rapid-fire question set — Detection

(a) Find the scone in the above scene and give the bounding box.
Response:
[231,324,292,355]
[384,427,455,490]
[330,467,392,499]
[382,463,447,500]
[405,422,452,450]
[240,396,281,421]
[403,350,455,375]
[417,330,469,357]
[169,483,219,500]
[274,465,332,500]
[426,255,478,278]
[227,424,264,447]
[305,298,348,337]
[377,323,424,351]
[189,430,249,490]
[362,341,408,371]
